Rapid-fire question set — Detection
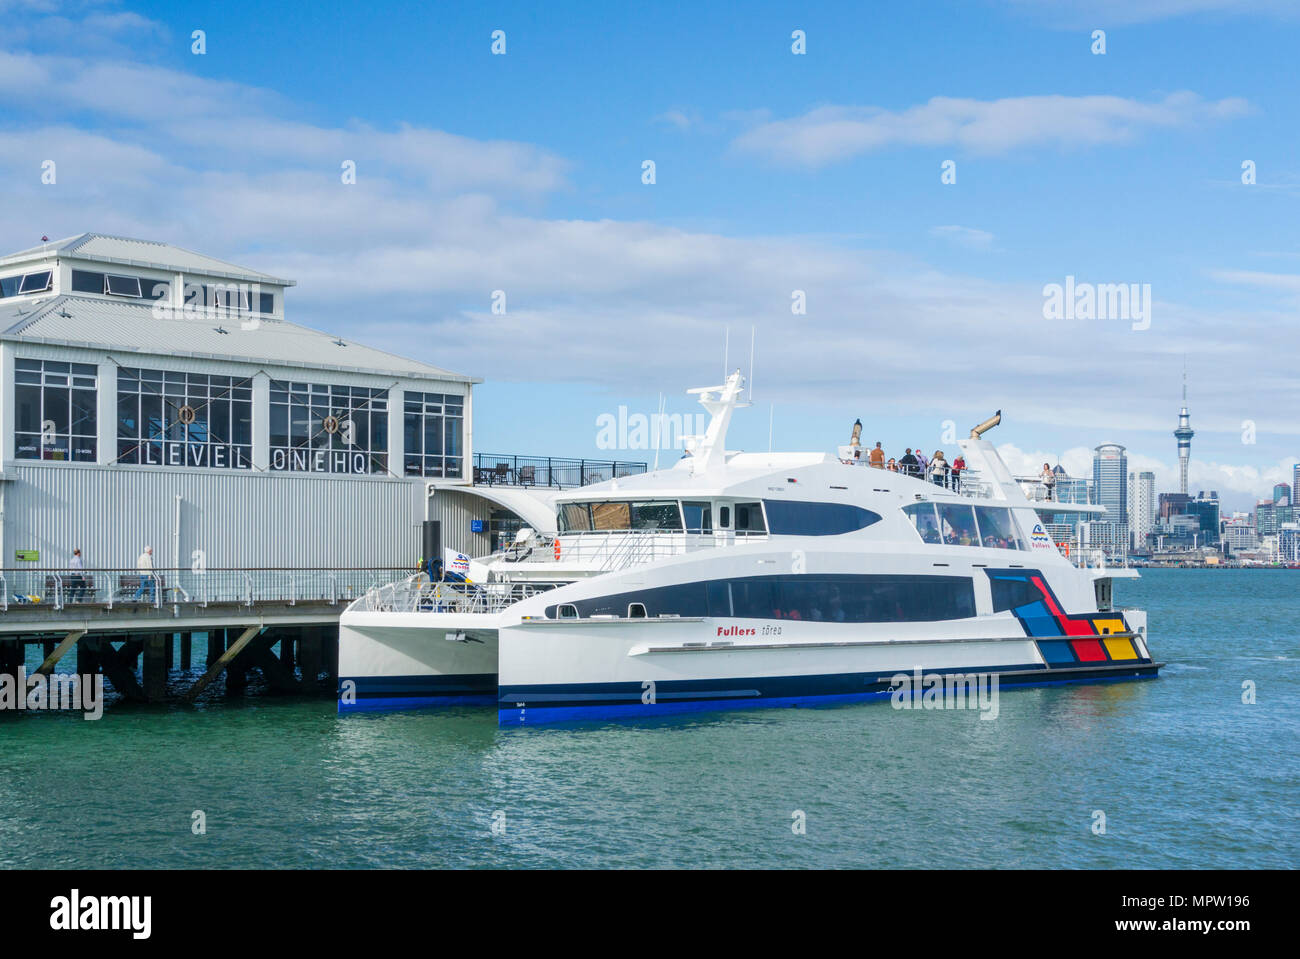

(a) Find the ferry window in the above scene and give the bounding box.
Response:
[763,500,881,536]
[682,502,713,534]
[628,603,647,618]
[269,380,388,474]
[559,503,593,532]
[14,359,97,462]
[718,506,731,528]
[937,503,980,546]
[403,391,465,479]
[904,503,942,544]
[592,501,631,530]
[974,506,1022,550]
[990,574,1041,613]
[556,574,976,623]
[105,274,142,297]
[735,502,766,533]
[116,367,253,468]
[631,501,682,530]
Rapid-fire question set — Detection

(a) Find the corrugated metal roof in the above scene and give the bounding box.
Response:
[1,295,477,383]
[0,233,294,286]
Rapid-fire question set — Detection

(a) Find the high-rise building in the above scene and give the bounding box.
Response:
[1293,464,1300,504]
[1128,470,1155,551]
[1273,483,1291,507]
[1174,369,1194,496]
[1093,443,1128,526]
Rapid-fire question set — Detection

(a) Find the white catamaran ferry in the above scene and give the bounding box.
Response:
[339,372,1159,725]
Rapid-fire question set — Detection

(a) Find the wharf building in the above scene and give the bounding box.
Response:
[0,233,642,704]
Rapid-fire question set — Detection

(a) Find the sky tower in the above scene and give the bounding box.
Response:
[1174,365,1194,495]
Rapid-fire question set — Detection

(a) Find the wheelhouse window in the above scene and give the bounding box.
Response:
[14,359,97,462]
[269,380,388,474]
[734,502,766,533]
[556,500,684,532]
[937,503,980,546]
[763,500,881,536]
[402,391,464,478]
[974,506,1023,550]
[116,368,253,468]
[682,502,713,534]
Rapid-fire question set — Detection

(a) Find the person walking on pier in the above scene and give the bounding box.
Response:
[133,545,156,603]
[68,547,88,602]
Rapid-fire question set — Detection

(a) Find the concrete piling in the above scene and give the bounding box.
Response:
[143,634,167,703]
[180,632,192,671]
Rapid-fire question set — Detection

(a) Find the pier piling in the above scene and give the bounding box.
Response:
[182,625,262,704]
[36,630,87,676]
[180,632,192,671]
[143,634,168,703]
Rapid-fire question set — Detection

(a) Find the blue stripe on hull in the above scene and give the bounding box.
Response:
[498,664,1159,726]
[338,673,496,715]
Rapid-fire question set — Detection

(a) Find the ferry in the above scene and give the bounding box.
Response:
[338,372,1159,725]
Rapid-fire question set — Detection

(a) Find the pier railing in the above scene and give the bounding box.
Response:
[0,567,413,614]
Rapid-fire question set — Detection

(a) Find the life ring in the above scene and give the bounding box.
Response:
[553,539,562,560]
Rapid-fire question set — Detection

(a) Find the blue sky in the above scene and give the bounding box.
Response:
[2,0,1298,509]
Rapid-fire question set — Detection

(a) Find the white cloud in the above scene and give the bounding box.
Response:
[930,225,996,251]
[732,93,1250,167]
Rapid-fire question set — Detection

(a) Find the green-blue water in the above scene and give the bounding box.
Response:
[2,568,1296,868]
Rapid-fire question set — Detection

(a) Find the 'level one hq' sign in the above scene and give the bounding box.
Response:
[270,448,376,474]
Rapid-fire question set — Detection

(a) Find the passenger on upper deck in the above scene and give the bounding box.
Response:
[899,449,918,477]
[869,442,885,468]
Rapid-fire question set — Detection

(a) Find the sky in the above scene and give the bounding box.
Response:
[1,0,1297,510]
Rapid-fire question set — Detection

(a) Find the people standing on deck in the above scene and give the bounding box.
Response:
[1041,463,1057,502]
[951,454,966,493]
[869,442,885,469]
[899,448,918,477]
[886,457,899,472]
[930,450,949,486]
[914,448,929,480]
[133,546,156,603]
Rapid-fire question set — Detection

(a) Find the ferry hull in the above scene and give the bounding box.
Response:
[337,612,499,713]
[496,616,1157,726]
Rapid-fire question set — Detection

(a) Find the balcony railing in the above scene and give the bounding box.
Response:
[472,453,647,489]
[0,567,412,614]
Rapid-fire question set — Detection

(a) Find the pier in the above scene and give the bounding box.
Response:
[0,566,406,706]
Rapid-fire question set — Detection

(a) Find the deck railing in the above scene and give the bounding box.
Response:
[352,576,568,614]
[472,453,647,489]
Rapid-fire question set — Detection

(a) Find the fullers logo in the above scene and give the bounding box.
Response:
[50,889,151,939]
[1029,523,1053,549]
[717,626,756,637]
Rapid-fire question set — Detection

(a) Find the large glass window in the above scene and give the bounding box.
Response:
[270,380,388,474]
[546,574,977,623]
[116,368,253,468]
[556,500,685,532]
[1,271,53,298]
[763,500,881,535]
[14,359,97,461]
[682,502,713,534]
[402,391,463,478]
[974,506,1023,550]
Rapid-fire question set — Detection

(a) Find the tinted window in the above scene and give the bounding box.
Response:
[546,574,976,623]
[71,270,105,293]
[735,502,766,532]
[904,502,942,543]
[764,500,881,536]
[18,270,52,294]
[937,503,980,546]
[682,501,713,533]
[991,575,1041,612]
[974,506,1022,550]
[105,274,142,297]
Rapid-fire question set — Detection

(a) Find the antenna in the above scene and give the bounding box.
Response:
[748,325,756,402]
[723,327,729,381]
[1182,354,1188,403]
[652,392,665,471]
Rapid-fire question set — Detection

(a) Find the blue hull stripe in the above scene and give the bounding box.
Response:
[499,669,1159,725]
[338,673,496,714]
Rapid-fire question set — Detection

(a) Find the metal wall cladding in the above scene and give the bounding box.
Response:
[427,487,495,558]
[4,462,426,570]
